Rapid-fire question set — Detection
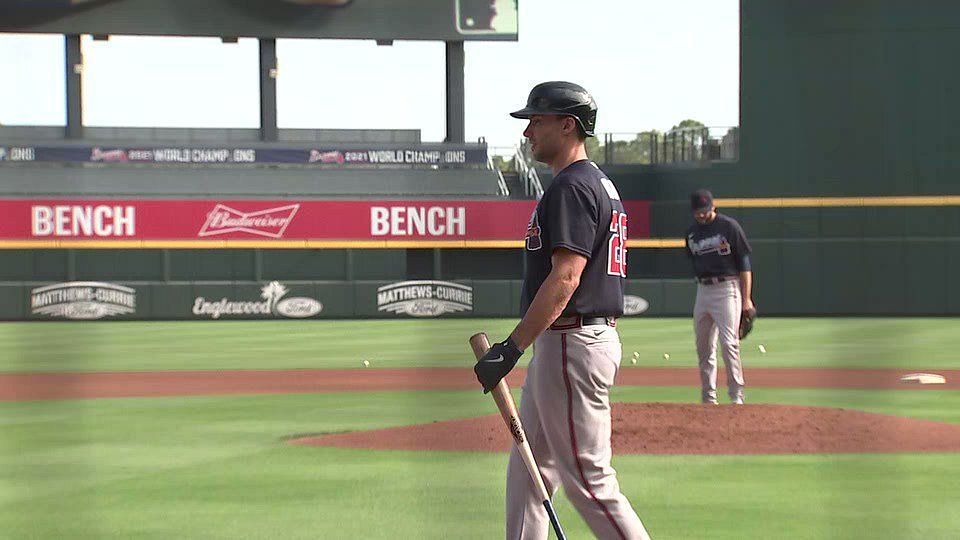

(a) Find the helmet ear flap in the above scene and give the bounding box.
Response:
[562,114,590,139]
[561,115,579,137]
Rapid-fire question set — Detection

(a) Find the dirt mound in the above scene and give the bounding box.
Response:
[291,403,960,454]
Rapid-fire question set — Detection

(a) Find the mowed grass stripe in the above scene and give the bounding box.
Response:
[5,448,958,539]
[3,387,960,539]
[1,318,958,373]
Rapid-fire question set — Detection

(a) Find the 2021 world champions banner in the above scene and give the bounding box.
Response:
[0,144,488,167]
[0,199,652,243]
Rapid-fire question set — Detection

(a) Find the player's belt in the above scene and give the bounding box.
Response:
[697,275,739,285]
[549,315,617,330]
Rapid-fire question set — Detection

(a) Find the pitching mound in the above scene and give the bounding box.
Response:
[290,403,960,454]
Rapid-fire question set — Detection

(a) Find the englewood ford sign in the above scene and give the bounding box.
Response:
[622,295,650,316]
[193,282,323,319]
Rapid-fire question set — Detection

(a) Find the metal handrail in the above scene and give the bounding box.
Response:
[513,144,543,199]
[488,154,510,197]
[528,165,544,199]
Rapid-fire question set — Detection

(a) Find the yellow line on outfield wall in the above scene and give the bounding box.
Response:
[628,239,686,248]
[0,239,528,249]
[715,195,960,207]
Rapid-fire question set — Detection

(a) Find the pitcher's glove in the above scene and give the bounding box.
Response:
[739,306,758,340]
[474,336,524,394]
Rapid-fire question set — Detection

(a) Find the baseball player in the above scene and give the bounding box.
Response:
[474,81,651,540]
[684,189,754,405]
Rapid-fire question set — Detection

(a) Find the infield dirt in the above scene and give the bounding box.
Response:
[291,402,960,454]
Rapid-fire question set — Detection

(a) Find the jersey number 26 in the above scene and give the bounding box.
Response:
[607,210,627,277]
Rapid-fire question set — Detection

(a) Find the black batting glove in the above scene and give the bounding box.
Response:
[474,336,524,394]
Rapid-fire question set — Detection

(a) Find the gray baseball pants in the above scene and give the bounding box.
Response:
[693,280,746,404]
[505,322,650,539]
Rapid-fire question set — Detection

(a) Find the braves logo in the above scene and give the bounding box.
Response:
[308,150,346,164]
[525,210,542,251]
[90,147,129,162]
[688,234,732,256]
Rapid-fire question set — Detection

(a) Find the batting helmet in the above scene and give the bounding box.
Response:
[510,81,598,137]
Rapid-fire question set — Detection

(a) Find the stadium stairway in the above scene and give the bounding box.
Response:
[502,172,523,199]
[502,171,537,200]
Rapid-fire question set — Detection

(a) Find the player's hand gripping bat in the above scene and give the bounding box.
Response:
[469,332,566,540]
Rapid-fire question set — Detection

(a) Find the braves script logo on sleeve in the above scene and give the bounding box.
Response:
[198,204,300,238]
[525,210,542,251]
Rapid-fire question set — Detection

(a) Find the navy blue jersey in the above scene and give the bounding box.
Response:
[685,213,752,277]
[521,160,627,317]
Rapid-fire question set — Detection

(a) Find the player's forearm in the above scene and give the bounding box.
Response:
[510,271,580,351]
[739,271,752,302]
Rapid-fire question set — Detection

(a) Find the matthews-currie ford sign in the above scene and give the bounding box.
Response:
[31,282,137,320]
[377,280,473,317]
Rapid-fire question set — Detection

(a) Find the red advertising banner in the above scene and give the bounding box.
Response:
[0,199,651,248]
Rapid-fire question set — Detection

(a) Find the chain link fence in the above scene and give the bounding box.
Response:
[489,125,739,172]
[589,126,739,166]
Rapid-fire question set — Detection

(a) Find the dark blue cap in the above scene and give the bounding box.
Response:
[691,189,714,211]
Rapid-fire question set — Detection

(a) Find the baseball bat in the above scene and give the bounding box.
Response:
[469,332,566,540]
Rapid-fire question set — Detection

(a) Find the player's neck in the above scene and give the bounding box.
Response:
[695,211,718,226]
[549,144,589,175]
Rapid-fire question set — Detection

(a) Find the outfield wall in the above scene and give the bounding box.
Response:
[7,268,960,321]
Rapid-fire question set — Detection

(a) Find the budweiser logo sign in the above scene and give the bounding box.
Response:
[198,204,299,238]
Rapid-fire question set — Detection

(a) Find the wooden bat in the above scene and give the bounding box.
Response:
[469,332,566,540]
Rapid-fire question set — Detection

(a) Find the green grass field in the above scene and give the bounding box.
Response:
[2,318,959,539]
[1,317,957,372]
